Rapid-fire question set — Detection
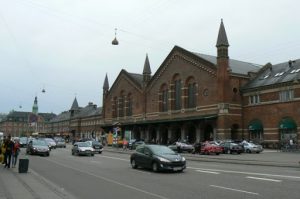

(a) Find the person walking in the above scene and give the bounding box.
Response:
[12,139,20,168]
[4,135,14,168]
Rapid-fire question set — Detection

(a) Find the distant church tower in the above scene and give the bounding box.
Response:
[32,96,38,114]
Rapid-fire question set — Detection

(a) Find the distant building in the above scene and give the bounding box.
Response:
[0,97,56,137]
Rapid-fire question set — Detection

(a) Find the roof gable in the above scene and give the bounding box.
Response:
[108,69,143,96]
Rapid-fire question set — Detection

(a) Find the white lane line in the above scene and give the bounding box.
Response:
[187,166,300,180]
[45,158,168,199]
[246,176,282,182]
[196,170,219,174]
[210,185,259,195]
[100,155,128,162]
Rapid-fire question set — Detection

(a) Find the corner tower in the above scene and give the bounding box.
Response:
[216,19,230,102]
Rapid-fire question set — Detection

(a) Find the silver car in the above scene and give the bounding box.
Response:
[242,141,263,153]
[71,142,95,156]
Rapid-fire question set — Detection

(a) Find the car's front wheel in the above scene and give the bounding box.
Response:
[131,159,137,169]
[152,162,159,172]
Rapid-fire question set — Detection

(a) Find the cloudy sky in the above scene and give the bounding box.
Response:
[0,0,299,115]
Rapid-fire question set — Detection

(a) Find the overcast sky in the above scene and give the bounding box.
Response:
[0,0,299,115]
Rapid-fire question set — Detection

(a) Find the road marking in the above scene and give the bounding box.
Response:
[100,155,128,162]
[210,185,259,195]
[246,176,282,182]
[45,158,169,199]
[187,166,300,180]
[196,170,219,174]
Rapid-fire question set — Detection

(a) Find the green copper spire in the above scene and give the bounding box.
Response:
[32,96,38,114]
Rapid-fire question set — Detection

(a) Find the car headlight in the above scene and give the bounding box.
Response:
[181,157,186,161]
[157,156,171,162]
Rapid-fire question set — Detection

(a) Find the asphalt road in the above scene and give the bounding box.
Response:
[26,145,300,199]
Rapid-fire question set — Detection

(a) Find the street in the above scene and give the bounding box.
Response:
[19,145,300,199]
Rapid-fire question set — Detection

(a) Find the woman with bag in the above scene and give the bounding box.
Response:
[12,139,20,168]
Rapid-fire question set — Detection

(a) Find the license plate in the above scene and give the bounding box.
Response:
[173,167,182,171]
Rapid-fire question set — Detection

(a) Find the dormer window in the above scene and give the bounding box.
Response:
[290,69,300,74]
[263,74,269,79]
[274,72,284,77]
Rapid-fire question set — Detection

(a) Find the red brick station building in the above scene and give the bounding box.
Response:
[1,21,299,148]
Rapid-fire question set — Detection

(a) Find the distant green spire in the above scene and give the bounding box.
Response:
[32,96,38,114]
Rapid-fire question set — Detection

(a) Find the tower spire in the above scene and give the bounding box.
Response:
[216,19,229,48]
[32,96,38,114]
[143,54,151,85]
[103,73,109,91]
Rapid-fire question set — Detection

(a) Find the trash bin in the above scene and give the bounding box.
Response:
[18,159,29,173]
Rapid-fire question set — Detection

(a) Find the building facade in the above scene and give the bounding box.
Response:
[100,20,299,147]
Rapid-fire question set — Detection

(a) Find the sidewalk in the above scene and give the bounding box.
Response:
[0,154,76,199]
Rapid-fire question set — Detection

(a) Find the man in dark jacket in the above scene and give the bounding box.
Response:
[4,135,14,168]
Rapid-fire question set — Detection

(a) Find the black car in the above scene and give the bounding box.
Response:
[130,144,186,172]
[219,141,243,154]
[86,140,103,154]
[26,140,50,156]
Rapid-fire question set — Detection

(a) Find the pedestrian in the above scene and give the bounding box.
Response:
[4,135,14,168]
[123,138,128,150]
[12,139,20,168]
[1,138,7,164]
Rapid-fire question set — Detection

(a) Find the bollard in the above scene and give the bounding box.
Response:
[18,158,29,173]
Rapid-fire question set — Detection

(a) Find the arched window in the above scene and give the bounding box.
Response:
[126,93,132,116]
[172,74,181,110]
[185,77,197,108]
[112,97,117,118]
[159,84,168,112]
[118,91,125,117]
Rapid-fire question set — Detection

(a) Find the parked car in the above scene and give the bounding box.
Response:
[86,140,103,154]
[168,141,194,153]
[242,141,263,153]
[71,142,95,156]
[55,138,66,148]
[219,141,243,154]
[128,139,136,150]
[130,144,186,172]
[40,138,57,149]
[19,137,29,148]
[131,140,145,150]
[200,142,223,155]
[26,139,50,156]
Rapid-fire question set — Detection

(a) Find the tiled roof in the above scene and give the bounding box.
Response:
[193,53,261,75]
[242,59,300,90]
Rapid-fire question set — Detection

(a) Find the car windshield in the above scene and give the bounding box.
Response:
[20,137,28,142]
[32,140,48,146]
[78,142,89,147]
[149,145,176,155]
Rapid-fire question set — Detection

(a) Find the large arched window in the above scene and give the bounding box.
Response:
[185,77,197,108]
[159,84,168,112]
[118,91,125,117]
[112,97,117,118]
[172,74,181,110]
[126,93,132,116]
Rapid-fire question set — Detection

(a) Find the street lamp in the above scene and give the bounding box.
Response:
[112,28,119,45]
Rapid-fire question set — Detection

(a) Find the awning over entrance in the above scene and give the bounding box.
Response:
[248,120,263,131]
[279,118,297,129]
